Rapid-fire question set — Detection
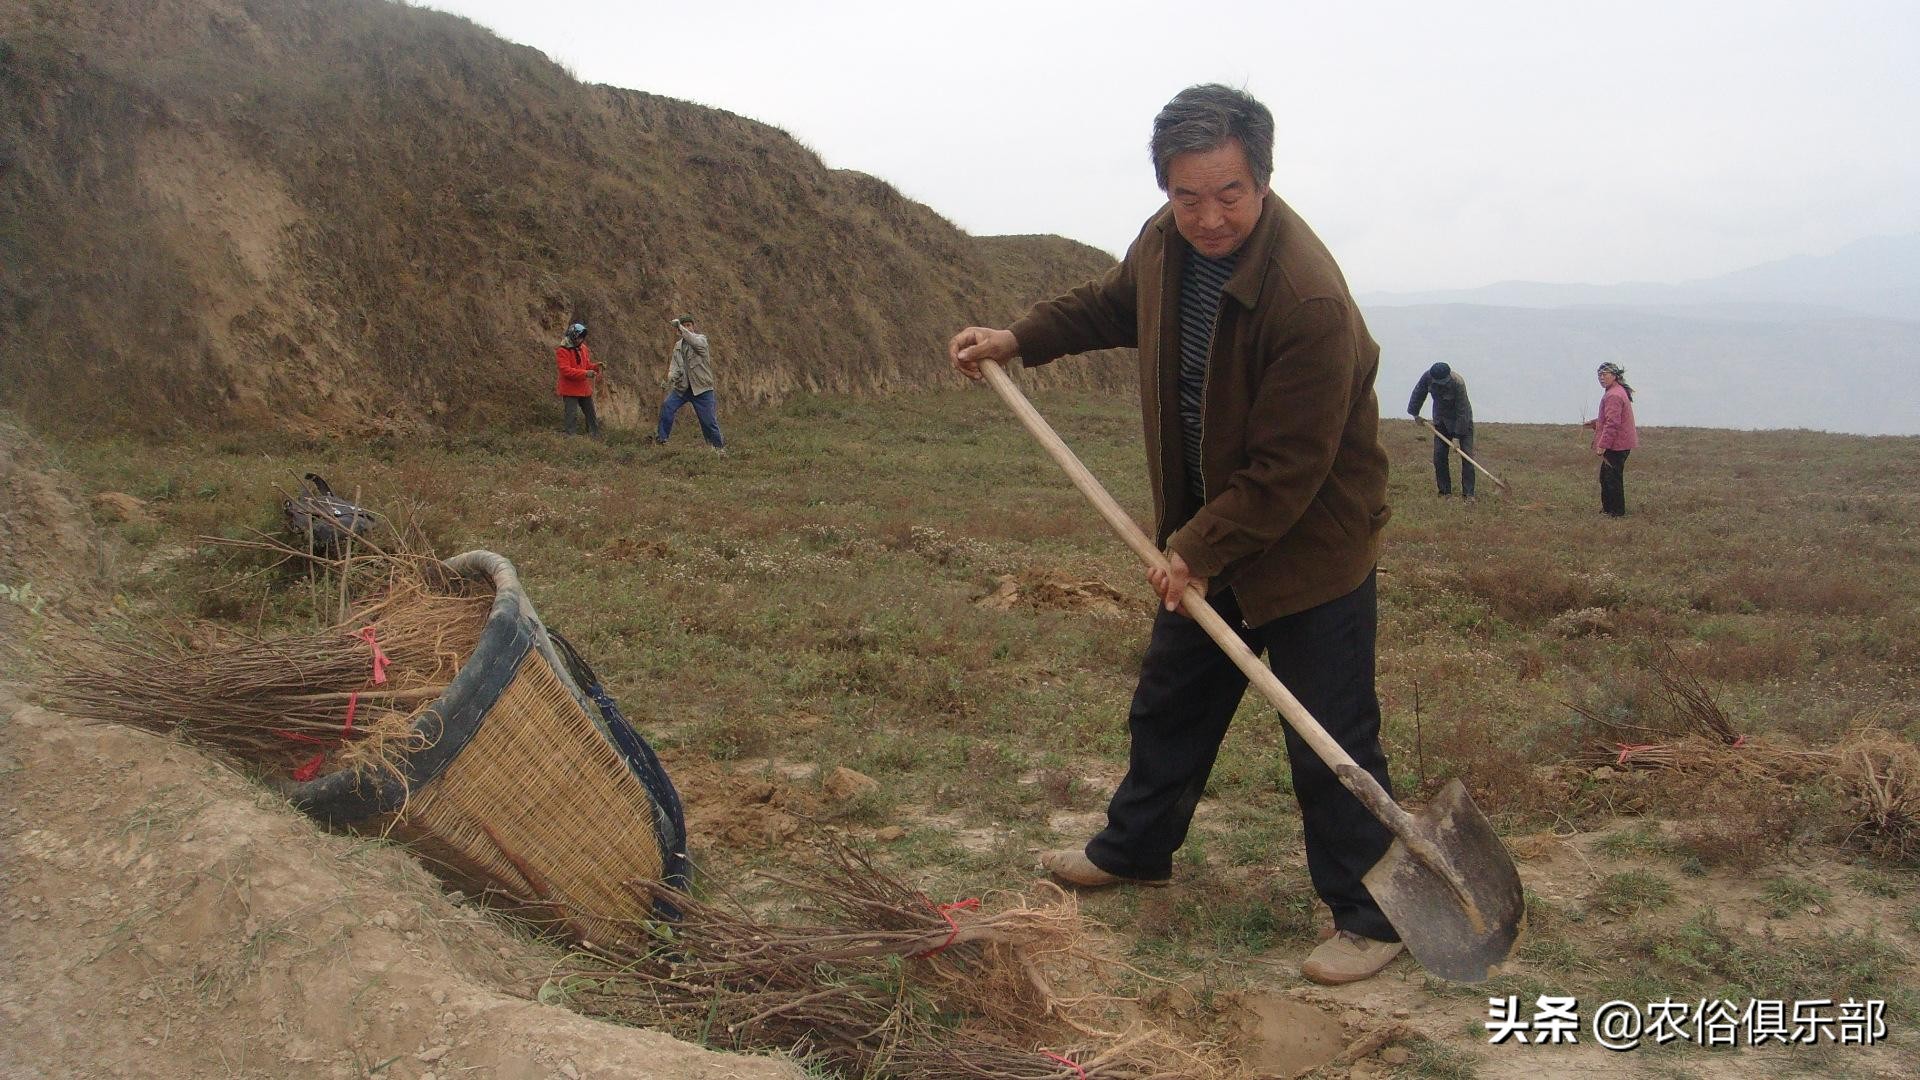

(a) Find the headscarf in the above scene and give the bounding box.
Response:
[1597,362,1634,400]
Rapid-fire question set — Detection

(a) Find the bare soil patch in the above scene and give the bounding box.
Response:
[0,426,812,1076]
[974,571,1135,617]
[0,689,804,1080]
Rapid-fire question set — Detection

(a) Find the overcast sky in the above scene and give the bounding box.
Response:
[426,0,1919,294]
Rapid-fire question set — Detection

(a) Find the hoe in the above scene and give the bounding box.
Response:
[1417,415,1510,492]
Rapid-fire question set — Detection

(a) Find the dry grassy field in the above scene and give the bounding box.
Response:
[10,388,1920,1078]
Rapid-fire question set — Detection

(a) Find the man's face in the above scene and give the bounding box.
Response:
[1166,139,1266,259]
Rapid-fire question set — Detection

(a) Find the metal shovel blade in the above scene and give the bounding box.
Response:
[1363,779,1525,983]
[974,360,1524,982]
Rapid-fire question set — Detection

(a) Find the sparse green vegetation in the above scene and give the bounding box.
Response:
[1515,932,1582,970]
[1388,1035,1479,1079]
[1590,870,1676,916]
[1763,875,1834,918]
[1849,869,1903,900]
[18,393,1920,1074]
[1631,910,1911,1014]
[1131,874,1320,965]
[1595,824,1683,860]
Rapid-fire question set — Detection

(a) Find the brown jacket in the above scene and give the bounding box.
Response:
[1009,196,1390,624]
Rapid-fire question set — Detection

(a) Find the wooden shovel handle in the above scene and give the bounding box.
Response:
[979,361,1418,838]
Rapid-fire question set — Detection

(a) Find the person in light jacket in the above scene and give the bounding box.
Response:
[1583,362,1638,516]
[655,315,726,453]
[1407,361,1475,498]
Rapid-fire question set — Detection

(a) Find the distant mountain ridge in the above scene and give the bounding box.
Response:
[1359,234,1920,435]
[1365,304,1919,436]
[1362,233,1920,322]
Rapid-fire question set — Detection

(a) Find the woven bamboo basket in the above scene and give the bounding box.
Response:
[289,551,687,946]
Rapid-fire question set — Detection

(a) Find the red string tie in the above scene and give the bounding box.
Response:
[355,625,389,685]
[1615,742,1659,766]
[911,896,980,958]
[285,685,363,782]
[1041,1051,1087,1079]
[283,628,384,781]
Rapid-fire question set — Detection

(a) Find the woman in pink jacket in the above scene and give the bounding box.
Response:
[1583,362,1638,516]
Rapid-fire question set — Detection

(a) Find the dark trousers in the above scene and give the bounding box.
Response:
[656,388,725,447]
[562,395,599,436]
[1085,572,1399,941]
[1433,428,1474,497]
[1600,449,1630,516]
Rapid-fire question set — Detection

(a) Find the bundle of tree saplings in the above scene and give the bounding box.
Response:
[544,842,1228,1080]
[59,548,491,782]
[1575,724,1919,865]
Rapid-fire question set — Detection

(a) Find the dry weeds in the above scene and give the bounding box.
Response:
[1571,730,1920,869]
[552,841,1228,1080]
[1837,730,1920,865]
[54,543,490,781]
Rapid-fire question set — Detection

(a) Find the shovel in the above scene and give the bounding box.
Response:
[1416,416,1510,492]
[980,360,1523,982]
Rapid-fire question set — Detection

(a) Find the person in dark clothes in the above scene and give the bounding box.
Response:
[947,84,1400,986]
[1407,361,1475,498]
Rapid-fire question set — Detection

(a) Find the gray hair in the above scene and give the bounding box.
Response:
[1150,84,1275,191]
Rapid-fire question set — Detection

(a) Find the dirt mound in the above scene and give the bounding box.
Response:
[670,757,819,850]
[0,689,804,1080]
[974,572,1135,617]
[1232,992,1349,1076]
[0,0,1132,435]
[0,420,115,621]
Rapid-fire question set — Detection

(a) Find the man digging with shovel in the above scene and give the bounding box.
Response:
[948,84,1406,984]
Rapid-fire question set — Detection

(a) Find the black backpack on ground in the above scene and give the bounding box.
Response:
[282,473,377,556]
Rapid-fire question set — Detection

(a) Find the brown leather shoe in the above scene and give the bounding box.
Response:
[1038,849,1170,889]
[1301,930,1404,985]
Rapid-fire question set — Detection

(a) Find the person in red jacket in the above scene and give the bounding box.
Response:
[554,321,601,436]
